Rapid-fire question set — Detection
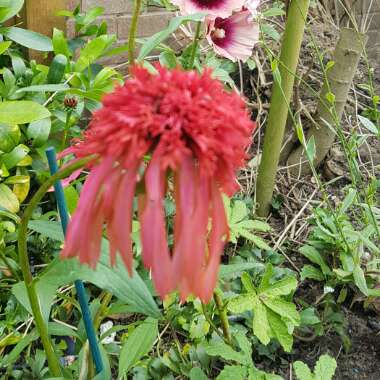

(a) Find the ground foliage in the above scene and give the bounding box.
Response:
[0,0,379,379]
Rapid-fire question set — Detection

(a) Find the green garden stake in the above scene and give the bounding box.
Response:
[46,147,104,375]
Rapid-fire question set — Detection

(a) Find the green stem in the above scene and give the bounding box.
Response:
[60,110,73,152]
[128,0,143,66]
[213,289,231,344]
[18,155,96,376]
[188,21,202,69]
[256,0,310,216]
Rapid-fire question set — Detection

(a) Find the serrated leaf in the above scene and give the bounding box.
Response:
[235,331,252,358]
[267,309,293,352]
[293,361,313,380]
[216,365,246,380]
[239,229,271,250]
[261,297,300,326]
[239,219,271,232]
[205,342,247,364]
[263,276,297,296]
[300,265,324,281]
[228,293,255,313]
[231,200,248,224]
[314,354,337,380]
[252,296,271,345]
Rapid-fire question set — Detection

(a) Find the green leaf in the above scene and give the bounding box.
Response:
[261,24,281,41]
[0,330,39,367]
[216,365,246,380]
[238,229,271,250]
[263,276,297,297]
[27,118,51,147]
[299,245,331,275]
[293,361,313,380]
[0,183,19,213]
[230,200,248,224]
[258,263,274,292]
[52,28,71,58]
[118,318,158,377]
[219,262,263,278]
[1,144,29,169]
[306,136,316,161]
[159,51,178,69]
[48,322,81,341]
[4,27,53,51]
[0,0,23,23]
[16,84,69,93]
[205,342,247,364]
[267,309,293,352]
[314,354,337,380]
[340,188,357,214]
[0,123,20,153]
[0,101,50,125]
[358,115,378,134]
[75,35,116,72]
[64,185,79,214]
[252,296,271,345]
[261,297,300,326]
[300,265,324,281]
[138,13,205,60]
[300,308,320,326]
[353,265,368,296]
[263,7,286,16]
[235,331,252,358]
[16,220,161,319]
[228,293,255,314]
[0,41,12,55]
[189,368,208,380]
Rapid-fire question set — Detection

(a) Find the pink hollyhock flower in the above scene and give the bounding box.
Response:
[206,9,259,62]
[171,0,245,18]
[61,65,255,303]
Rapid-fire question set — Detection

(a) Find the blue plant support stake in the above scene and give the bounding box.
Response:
[46,147,104,375]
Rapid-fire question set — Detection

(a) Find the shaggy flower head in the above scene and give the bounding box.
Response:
[61,65,255,302]
[171,0,245,18]
[206,9,259,62]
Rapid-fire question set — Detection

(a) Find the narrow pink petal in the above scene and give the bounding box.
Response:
[108,163,139,274]
[199,183,228,302]
[140,154,174,298]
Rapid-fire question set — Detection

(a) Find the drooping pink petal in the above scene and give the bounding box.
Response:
[140,154,175,298]
[198,182,228,302]
[107,164,139,273]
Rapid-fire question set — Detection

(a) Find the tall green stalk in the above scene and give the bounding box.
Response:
[128,0,143,65]
[18,155,95,376]
[255,0,310,217]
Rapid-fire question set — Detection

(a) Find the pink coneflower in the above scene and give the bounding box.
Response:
[171,0,245,18]
[206,9,259,62]
[60,65,255,302]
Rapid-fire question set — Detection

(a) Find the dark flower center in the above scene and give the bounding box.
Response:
[192,0,227,9]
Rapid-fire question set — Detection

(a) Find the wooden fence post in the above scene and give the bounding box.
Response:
[24,0,67,60]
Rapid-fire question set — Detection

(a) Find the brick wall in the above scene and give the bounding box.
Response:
[67,0,175,64]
